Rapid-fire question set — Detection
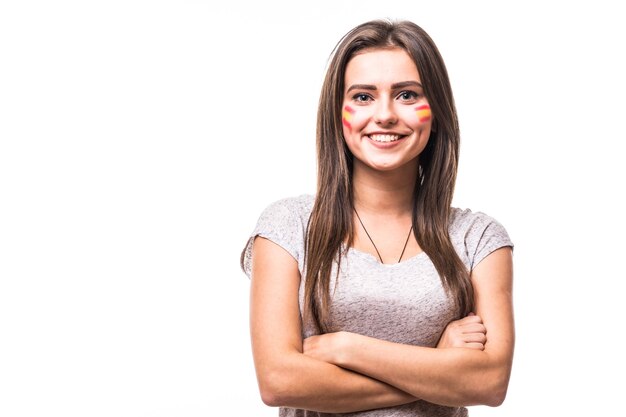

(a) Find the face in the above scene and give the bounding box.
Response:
[342,48,432,173]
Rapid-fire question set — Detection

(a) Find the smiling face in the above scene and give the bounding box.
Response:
[342,48,432,174]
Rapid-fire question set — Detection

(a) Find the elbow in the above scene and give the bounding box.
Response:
[255,351,310,408]
[260,389,281,408]
[454,357,511,407]
[257,369,295,408]
[476,368,510,407]
[258,376,279,407]
[483,384,508,407]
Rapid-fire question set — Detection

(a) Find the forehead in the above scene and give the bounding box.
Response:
[344,48,421,86]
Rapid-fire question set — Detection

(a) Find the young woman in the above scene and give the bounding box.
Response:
[241,19,514,417]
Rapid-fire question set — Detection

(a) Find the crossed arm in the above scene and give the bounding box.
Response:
[249,236,514,413]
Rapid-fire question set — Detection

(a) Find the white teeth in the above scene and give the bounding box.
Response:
[369,134,401,143]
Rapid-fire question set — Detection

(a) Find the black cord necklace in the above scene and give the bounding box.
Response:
[354,209,413,264]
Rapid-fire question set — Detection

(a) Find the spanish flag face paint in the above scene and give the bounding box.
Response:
[415,104,432,123]
[342,105,355,130]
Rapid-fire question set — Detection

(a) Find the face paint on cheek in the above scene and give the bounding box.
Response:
[415,104,432,123]
[342,105,355,130]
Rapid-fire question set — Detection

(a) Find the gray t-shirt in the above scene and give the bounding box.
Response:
[243,194,513,417]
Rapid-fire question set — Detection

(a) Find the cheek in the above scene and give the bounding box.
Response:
[414,104,432,123]
[342,105,371,135]
[342,105,356,131]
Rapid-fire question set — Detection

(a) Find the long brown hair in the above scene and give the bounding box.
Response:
[305,19,474,333]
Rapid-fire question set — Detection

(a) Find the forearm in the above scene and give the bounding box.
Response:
[329,248,515,407]
[336,333,510,407]
[257,350,417,413]
[251,238,417,412]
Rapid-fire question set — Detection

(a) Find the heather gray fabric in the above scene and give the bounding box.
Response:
[242,194,513,417]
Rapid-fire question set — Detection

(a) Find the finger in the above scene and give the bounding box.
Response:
[464,333,487,344]
[465,342,485,351]
[462,323,487,334]
[461,314,483,324]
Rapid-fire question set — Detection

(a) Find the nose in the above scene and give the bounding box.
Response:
[373,98,398,126]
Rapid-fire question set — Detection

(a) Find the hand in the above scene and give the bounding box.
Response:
[437,313,487,350]
[303,331,350,365]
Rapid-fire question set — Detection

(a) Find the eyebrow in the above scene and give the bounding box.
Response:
[391,81,423,89]
[346,80,423,93]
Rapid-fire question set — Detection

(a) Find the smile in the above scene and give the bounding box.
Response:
[367,134,405,143]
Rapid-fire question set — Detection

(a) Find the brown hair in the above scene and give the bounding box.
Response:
[304,19,474,332]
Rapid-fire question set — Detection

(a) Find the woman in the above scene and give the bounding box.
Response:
[241,19,514,416]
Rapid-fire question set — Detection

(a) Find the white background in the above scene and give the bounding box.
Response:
[1,1,624,416]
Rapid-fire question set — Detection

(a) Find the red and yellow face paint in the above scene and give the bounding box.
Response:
[415,104,432,123]
[342,105,355,130]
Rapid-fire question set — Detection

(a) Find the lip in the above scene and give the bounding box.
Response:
[364,132,410,148]
[365,131,410,136]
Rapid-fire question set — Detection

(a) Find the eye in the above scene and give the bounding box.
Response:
[352,93,372,103]
[397,91,419,101]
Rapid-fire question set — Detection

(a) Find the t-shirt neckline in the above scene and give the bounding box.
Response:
[342,244,428,267]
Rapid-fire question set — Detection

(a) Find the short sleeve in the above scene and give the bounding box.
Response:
[451,209,514,271]
[241,197,308,278]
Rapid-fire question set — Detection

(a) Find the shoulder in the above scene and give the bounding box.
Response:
[449,207,504,233]
[242,194,314,277]
[258,194,315,228]
[257,194,315,233]
[253,193,315,241]
[449,207,513,271]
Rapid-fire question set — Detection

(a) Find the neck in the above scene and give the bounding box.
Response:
[352,160,418,217]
